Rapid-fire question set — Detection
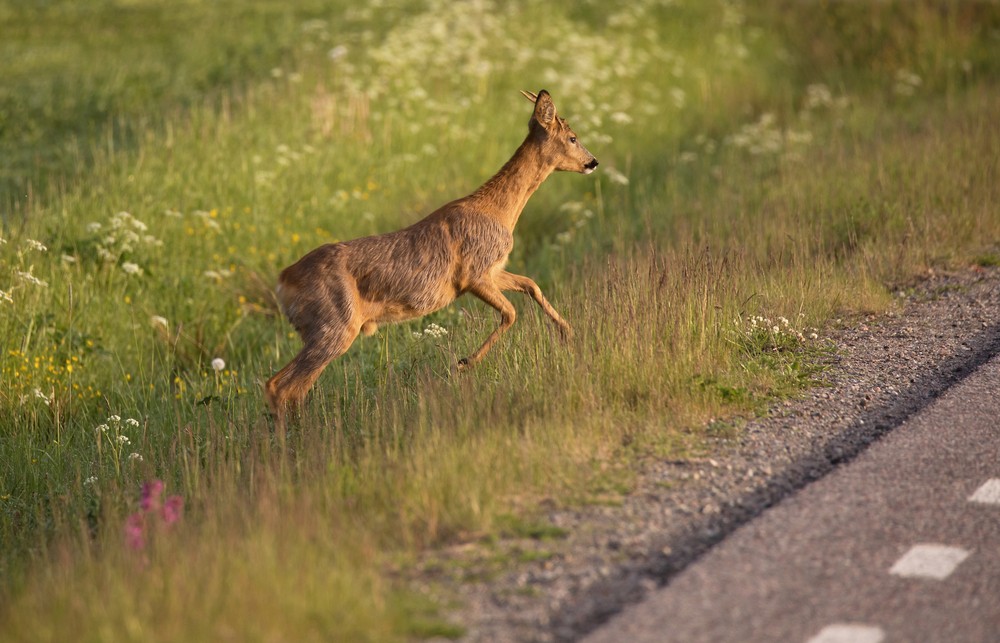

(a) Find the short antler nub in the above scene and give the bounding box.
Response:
[520,90,538,103]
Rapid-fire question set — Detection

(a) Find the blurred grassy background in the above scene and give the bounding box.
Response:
[1,1,998,639]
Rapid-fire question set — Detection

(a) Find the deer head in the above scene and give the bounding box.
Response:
[522,89,599,175]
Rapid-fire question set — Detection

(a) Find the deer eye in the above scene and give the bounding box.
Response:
[569,136,577,144]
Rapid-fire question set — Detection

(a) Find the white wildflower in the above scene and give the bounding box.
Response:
[117,435,130,445]
[0,290,12,304]
[16,271,48,288]
[604,167,630,186]
[610,111,632,125]
[894,69,922,96]
[86,222,102,233]
[96,424,109,433]
[328,45,349,61]
[84,476,98,486]
[809,332,819,340]
[424,323,448,338]
[786,130,813,146]
[109,415,121,422]
[23,239,47,252]
[804,83,833,110]
[125,418,140,427]
[211,357,226,372]
[670,87,686,109]
[33,388,51,405]
[121,262,143,276]
[128,453,143,463]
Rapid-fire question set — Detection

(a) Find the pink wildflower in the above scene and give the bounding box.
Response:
[161,495,184,525]
[126,479,184,552]
[141,479,165,511]
[125,513,146,550]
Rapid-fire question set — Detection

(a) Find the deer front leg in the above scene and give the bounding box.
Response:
[457,281,517,370]
[496,270,573,340]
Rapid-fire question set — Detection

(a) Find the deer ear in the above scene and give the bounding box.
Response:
[532,90,556,126]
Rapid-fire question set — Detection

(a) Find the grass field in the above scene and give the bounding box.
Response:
[2,1,999,639]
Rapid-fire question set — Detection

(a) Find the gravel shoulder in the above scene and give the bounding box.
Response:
[430,266,1000,642]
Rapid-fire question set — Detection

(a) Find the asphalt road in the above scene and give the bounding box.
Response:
[585,353,1000,643]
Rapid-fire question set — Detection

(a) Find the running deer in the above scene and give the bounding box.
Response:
[265,89,598,426]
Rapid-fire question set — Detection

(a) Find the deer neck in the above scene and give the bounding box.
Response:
[468,137,553,232]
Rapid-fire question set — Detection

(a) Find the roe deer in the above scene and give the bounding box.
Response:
[265,89,598,427]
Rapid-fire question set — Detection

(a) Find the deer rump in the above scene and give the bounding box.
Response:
[276,209,514,337]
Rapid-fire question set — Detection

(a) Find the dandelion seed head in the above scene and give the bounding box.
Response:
[211,358,226,372]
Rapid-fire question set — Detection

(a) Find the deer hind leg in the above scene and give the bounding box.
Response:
[496,270,573,340]
[458,281,516,370]
[265,324,357,429]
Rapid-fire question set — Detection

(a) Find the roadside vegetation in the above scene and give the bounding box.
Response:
[2,1,998,639]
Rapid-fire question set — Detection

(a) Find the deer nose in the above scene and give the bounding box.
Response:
[585,158,599,170]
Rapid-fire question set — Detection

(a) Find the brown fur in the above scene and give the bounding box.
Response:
[265,90,598,427]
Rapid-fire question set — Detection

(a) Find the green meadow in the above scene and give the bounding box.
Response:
[2,1,998,639]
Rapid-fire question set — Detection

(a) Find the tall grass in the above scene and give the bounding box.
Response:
[2,1,998,639]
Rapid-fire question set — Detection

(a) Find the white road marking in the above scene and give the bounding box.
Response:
[806,623,885,643]
[969,478,1000,505]
[889,544,970,580]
